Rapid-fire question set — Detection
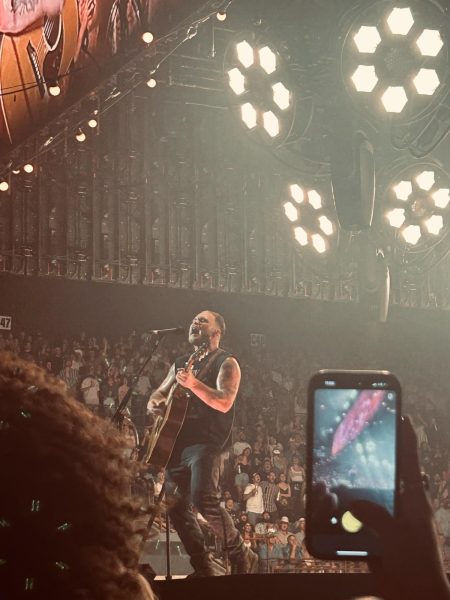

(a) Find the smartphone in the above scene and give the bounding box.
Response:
[305,370,401,559]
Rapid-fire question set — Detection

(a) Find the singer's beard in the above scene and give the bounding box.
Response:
[189,330,209,347]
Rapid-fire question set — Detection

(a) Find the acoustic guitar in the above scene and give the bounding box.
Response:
[143,343,209,470]
[0,0,78,145]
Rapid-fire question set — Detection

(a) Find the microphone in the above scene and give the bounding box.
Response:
[149,327,185,336]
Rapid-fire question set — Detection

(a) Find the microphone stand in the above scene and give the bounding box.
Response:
[111,332,163,429]
[111,330,176,581]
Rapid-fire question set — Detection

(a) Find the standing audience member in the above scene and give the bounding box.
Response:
[100,374,118,413]
[277,472,291,506]
[272,444,288,475]
[234,447,252,500]
[80,366,101,413]
[288,455,305,519]
[260,471,280,522]
[0,352,154,600]
[232,429,251,457]
[58,358,79,394]
[294,517,306,546]
[275,516,292,546]
[134,368,152,433]
[243,473,264,526]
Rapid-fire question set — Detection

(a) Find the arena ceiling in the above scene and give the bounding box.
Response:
[1,0,450,314]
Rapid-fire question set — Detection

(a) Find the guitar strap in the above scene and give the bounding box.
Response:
[192,348,228,386]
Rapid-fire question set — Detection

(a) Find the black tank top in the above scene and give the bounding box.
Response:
[173,348,236,450]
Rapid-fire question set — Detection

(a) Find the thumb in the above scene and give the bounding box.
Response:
[350,500,393,538]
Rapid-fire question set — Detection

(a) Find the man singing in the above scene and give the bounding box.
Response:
[147,310,258,576]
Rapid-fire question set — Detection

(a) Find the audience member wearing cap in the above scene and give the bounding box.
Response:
[275,516,293,545]
[294,517,306,546]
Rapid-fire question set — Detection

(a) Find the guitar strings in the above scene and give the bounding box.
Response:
[32,17,66,77]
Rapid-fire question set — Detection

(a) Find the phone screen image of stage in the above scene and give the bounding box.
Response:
[313,388,397,516]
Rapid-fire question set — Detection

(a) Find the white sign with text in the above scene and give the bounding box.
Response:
[0,316,12,331]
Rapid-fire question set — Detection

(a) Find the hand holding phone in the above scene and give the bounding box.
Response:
[305,370,401,559]
[352,417,450,600]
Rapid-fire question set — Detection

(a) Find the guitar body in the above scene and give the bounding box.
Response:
[145,384,190,470]
[144,343,208,470]
[0,0,78,145]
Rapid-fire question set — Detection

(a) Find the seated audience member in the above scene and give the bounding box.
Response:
[352,417,450,600]
[224,498,240,526]
[219,490,238,511]
[241,522,257,551]
[237,511,250,533]
[277,495,293,522]
[257,532,284,574]
[282,534,303,566]
[0,352,154,600]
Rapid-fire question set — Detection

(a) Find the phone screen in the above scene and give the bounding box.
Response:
[306,372,400,558]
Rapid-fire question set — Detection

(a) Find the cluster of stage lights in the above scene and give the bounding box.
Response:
[141,31,158,89]
[384,168,450,245]
[347,6,445,114]
[0,163,34,192]
[0,114,100,191]
[283,184,336,254]
[227,40,292,138]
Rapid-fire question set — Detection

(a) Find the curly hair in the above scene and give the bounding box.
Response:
[0,353,151,599]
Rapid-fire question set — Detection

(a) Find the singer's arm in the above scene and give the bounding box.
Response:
[175,357,240,413]
[147,364,176,410]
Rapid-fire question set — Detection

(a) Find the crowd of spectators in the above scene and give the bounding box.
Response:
[1,326,449,574]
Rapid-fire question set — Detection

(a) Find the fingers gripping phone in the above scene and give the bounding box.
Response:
[305,370,401,559]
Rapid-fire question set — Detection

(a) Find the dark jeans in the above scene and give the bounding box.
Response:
[166,443,244,569]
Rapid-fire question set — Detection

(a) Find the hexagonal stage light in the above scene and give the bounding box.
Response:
[379,163,450,247]
[225,35,295,144]
[341,1,448,121]
[282,182,338,255]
